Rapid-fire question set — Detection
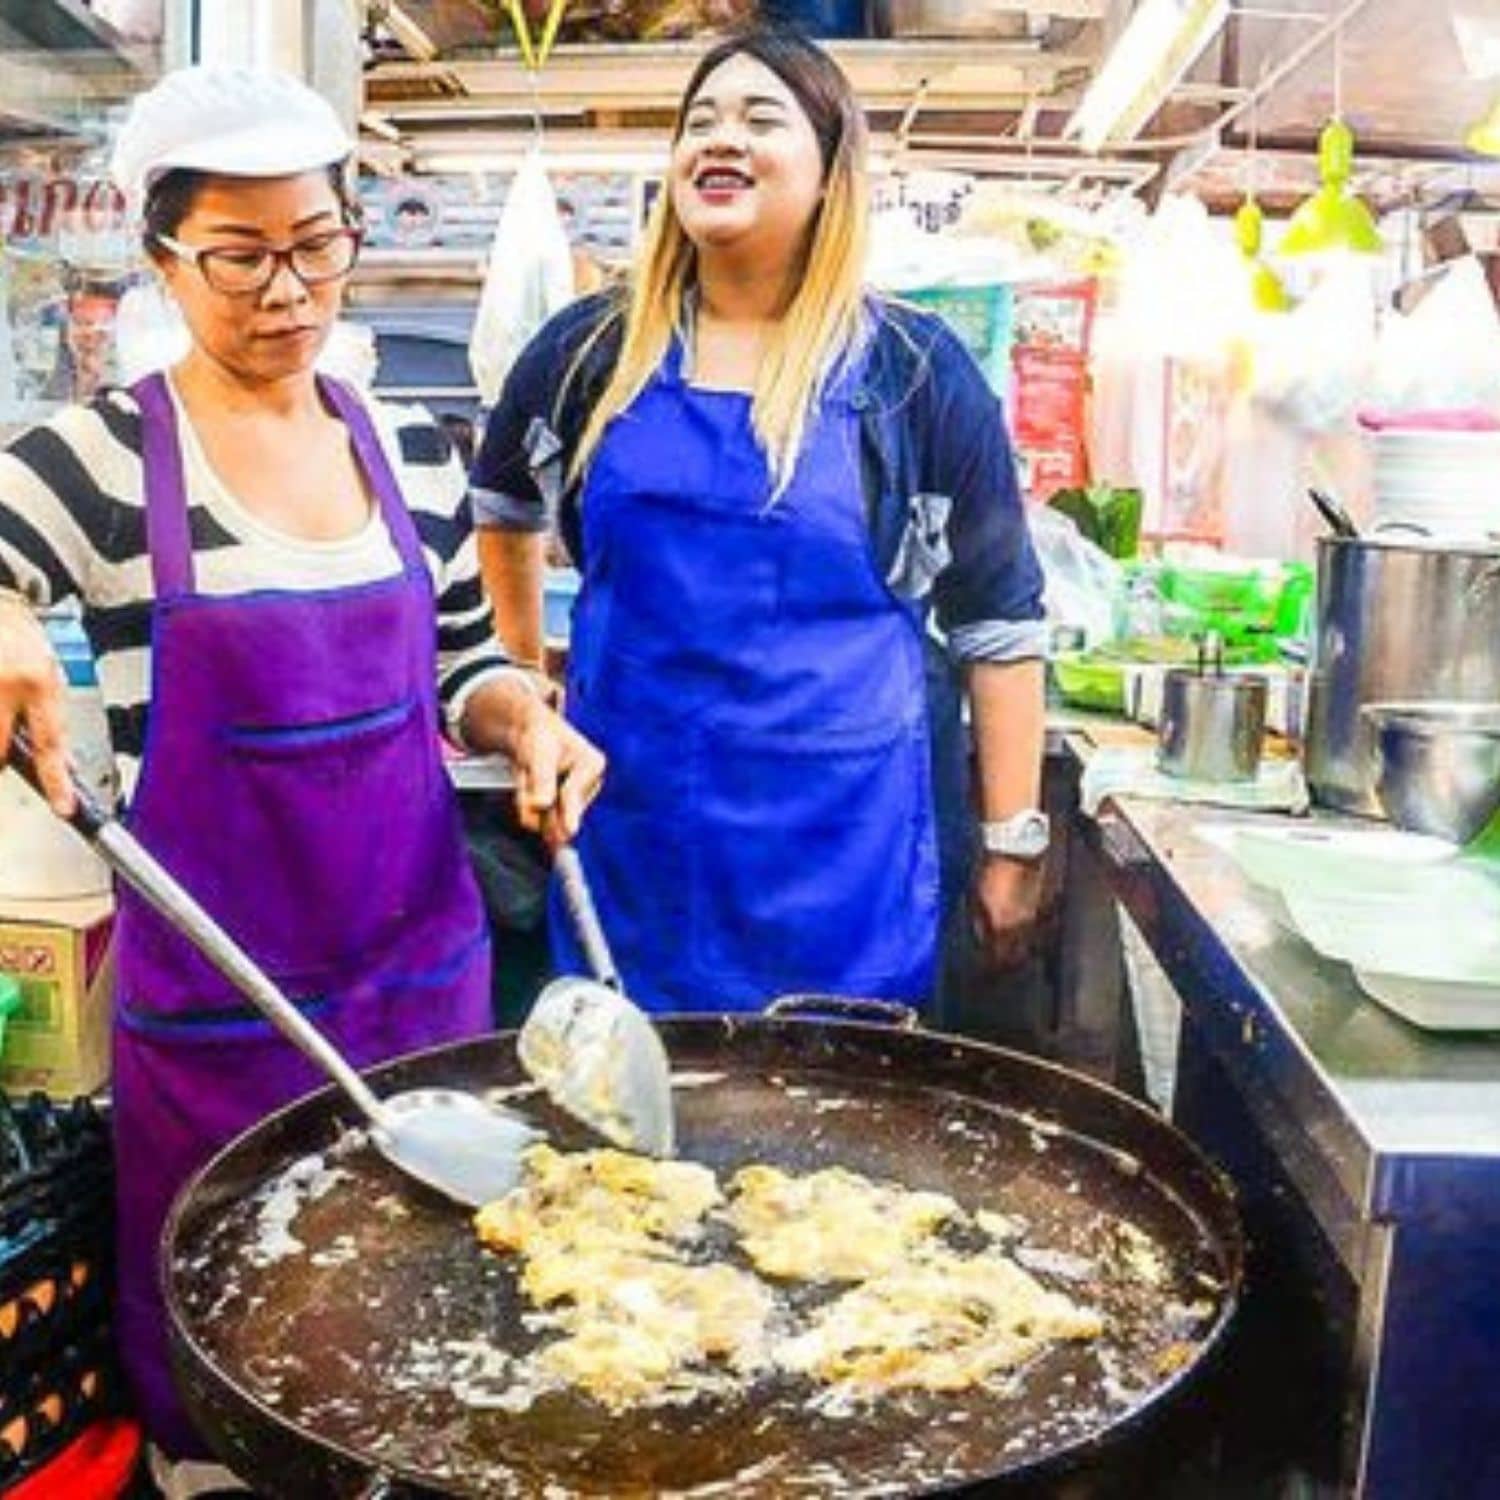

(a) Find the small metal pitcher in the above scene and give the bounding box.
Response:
[1158,637,1269,783]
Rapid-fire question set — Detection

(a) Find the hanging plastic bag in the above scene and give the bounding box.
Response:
[1027,506,1122,650]
[1364,256,1500,421]
[1250,259,1377,432]
[469,148,574,406]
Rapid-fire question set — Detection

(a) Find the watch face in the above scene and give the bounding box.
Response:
[985,813,1050,858]
[1013,815,1049,855]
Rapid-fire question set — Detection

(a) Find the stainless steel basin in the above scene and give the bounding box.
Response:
[1363,701,1500,844]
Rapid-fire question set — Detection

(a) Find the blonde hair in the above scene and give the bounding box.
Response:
[569,32,869,498]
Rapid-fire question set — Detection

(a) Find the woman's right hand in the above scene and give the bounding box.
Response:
[0,596,74,815]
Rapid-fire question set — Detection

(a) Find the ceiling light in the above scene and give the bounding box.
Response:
[1278,21,1381,258]
[1234,197,1293,312]
[1278,119,1382,256]
[1066,0,1230,153]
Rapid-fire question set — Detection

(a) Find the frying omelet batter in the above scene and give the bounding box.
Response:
[475,1146,770,1410]
[533,1256,774,1407]
[474,1143,721,1260]
[726,1164,959,1281]
[775,1243,1104,1397]
[475,1148,1102,1412]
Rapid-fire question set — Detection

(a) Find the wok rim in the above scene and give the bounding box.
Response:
[162,1017,1244,1497]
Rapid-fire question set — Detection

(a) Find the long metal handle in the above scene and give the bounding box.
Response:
[7,725,390,1128]
[553,845,620,989]
[1307,487,1359,540]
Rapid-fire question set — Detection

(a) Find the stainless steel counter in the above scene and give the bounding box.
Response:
[1089,790,1500,1226]
[1053,724,1500,1497]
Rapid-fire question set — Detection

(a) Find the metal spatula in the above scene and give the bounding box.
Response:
[518,846,675,1156]
[5,726,539,1208]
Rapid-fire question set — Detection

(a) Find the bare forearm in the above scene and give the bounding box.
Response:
[476,526,545,667]
[459,674,543,758]
[967,658,1045,819]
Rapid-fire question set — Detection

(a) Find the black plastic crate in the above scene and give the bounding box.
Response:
[0,1327,122,1491]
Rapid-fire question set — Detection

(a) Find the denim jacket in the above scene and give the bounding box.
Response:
[469,292,1046,911]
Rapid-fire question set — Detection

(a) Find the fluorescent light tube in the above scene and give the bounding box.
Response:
[1067,0,1229,152]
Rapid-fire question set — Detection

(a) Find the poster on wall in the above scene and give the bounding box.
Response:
[1156,356,1232,543]
[1012,279,1097,354]
[1009,279,1096,500]
[0,166,136,412]
[1010,347,1089,499]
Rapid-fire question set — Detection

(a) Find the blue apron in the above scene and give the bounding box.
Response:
[555,340,940,1013]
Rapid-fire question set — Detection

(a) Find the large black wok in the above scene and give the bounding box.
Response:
[163,1008,1242,1498]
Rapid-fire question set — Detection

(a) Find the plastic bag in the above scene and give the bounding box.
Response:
[470,149,574,406]
[1027,506,1121,651]
[1250,261,1377,431]
[1365,257,1500,420]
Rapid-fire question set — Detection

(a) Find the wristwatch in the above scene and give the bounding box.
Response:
[980,810,1052,862]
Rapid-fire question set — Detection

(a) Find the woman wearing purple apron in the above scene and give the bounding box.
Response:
[0,66,603,1476]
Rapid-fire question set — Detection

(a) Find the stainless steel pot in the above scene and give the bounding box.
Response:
[1304,537,1500,816]
[1158,670,1268,782]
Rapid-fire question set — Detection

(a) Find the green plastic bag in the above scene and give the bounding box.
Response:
[1046,486,1144,560]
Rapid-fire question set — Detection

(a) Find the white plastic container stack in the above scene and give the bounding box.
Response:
[1370,429,1500,541]
[1226,824,1500,1030]
[0,611,115,900]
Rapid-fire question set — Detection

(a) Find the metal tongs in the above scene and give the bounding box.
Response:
[5,725,540,1208]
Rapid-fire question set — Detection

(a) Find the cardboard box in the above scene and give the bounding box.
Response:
[0,894,115,1099]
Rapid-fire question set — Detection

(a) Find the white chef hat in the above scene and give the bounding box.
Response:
[110,65,354,210]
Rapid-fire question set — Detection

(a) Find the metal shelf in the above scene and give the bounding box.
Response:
[0,0,145,73]
[366,37,1091,115]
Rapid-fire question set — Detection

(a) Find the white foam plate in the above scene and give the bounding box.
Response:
[1228,824,1457,898]
[1354,969,1500,1032]
[1282,878,1500,982]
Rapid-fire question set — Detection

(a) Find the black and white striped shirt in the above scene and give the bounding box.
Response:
[0,384,508,803]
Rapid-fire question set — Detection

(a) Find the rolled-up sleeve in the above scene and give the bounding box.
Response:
[926,330,1047,664]
[468,330,556,534]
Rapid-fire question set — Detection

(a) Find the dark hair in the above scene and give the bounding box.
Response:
[142,162,361,251]
[437,412,476,468]
[676,27,864,175]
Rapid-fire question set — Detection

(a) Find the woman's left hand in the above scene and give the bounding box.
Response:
[969,857,1044,970]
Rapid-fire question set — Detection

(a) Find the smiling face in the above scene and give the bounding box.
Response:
[154,170,349,385]
[669,52,827,267]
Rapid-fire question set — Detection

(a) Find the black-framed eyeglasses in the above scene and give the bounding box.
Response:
[153,227,362,295]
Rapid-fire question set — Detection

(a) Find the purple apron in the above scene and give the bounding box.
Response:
[112,372,491,1457]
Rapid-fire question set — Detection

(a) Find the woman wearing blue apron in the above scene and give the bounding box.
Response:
[471,30,1050,1014]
